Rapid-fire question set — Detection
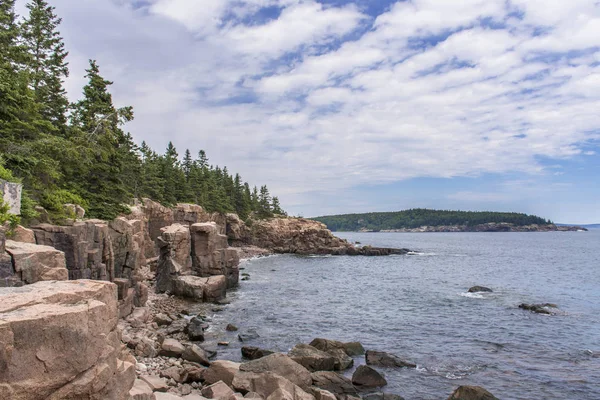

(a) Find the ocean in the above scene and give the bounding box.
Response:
[205,231,600,400]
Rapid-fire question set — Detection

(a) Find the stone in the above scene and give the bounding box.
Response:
[11,225,35,243]
[226,323,239,331]
[310,372,358,397]
[447,386,499,400]
[109,217,145,281]
[342,342,365,356]
[160,366,187,383]
[130,378,156,400]
[171,275,227,302]
[307,339,355,370]
[365,351,416,368]
[238,330,260,342]
[114,278,130,300]
[155,312,174,326]
[351,365,387,388]
[188,317,206,341]
[310,389,337,400]
[4,240,68,284]
[328,349,353,371]
[183,344,211,366]
[160,223,192,273]
[203,360,241,387]
[362,394,405,400]
[154,393,187,400]
[0,280,135,400]
[518,303,558,315]
[468,286,492,293]
[160,338,186,357]
[288,344,336,372]
[232,372,314,400]
[190,223,239,289]
[201,381,235,399]
[242,346,274,360]
[140,375,169,392]
[127,306,151,327]
[239,353,312,391]
[0,179,22,215]
[244,392,264,399]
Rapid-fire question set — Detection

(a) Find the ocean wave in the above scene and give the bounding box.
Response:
[459,292,485,299]
[407,251,437,256]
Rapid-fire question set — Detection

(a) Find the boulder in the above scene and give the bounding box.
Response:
[342,342,365,356]
[307,339,356,370]
[362,394,405,400]
[232,371,314,400]
[4,240,68,284]
[183,344,211,366]
[311,388,337,400]
[172,275,227,302]
[238,330,260,342]
[310,371,358,397]
[447,386,499,400]
[203,360,241,387]
[288,344,336,372]
[140,375,169,392]
[160,338,185,357]
[11,225,35,243]
[351,365,387,388]
[130,378,156,400]
[518,303,558,315]
[239,353,312,390]
[468,286,492,293]
[188,316,206,341]
[242,346,275,360]
[365,351,416,368]
[201,381,235,400]
[0,280,135,400]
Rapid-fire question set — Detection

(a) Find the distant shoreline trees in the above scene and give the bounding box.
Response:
[0,0,285,222]
[313,209,552,231]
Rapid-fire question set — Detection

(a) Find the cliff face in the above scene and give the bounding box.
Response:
[0,280,135,400]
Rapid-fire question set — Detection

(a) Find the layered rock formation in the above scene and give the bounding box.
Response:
[0,280,135,400]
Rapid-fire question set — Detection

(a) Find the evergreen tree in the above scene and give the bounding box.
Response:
[257,185,273,219]
[21,0,69,130]
[272,196,285,216]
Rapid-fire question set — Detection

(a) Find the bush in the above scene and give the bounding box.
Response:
[39,189,88,223]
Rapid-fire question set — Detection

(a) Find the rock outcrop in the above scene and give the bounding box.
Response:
[4,240,68,284]
[365,350,416,368]
[447,386,499,400]
[191,222,240,288]
[0,179,22,215]
[518,303,559,315]
[0,280,136,400]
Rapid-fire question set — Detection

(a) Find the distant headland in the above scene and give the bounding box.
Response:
[312,209,588,232]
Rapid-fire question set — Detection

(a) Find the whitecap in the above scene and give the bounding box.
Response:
[407,251,437,256]
[459,292,485,299]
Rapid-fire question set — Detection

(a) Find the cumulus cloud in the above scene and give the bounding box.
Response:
[14,0,600,216]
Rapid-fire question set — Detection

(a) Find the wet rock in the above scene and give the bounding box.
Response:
[160,338,186,357]
[203,360,241,386]
[242,346,275,360]
[351,365,387,388]
[342,342,365,356]
[311,371,358,397]
[188,316,207,341]
[183,344,211,366]
[238,330,260,342]
[227,323,239,331]
[288,344,336,372]
[468,286,492,293]
[239,353,312,390]
[202,381,235,399]
[328,349,354,371]
[362,394,405,400]
[447,385,499,400]
[365,350,416,368]
[518,303,558,315]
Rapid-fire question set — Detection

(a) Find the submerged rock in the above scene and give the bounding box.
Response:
[242,346,275,360]
[365,350,416,368]
[447,385,499,400]
[518,303,558,315]
[468,286,492,293]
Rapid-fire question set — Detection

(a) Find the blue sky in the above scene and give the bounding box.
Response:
[15,0,600,223]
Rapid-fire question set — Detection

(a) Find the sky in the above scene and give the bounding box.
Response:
[15,0,600,223]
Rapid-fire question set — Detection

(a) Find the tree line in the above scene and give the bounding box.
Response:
[313,209,552,231]
[0,0,284,222]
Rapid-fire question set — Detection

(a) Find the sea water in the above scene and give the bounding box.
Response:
[205,231,600,400]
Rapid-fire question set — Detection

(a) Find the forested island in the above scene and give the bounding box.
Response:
[0,0,283,226]
[312,209,586,232]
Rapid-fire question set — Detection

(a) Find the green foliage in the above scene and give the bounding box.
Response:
[0,3,285,224]
[0,201,20,231]
[313,209,552,231]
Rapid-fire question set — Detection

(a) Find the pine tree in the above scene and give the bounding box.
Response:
[272,196,285,216]
[258,185,273,219]
[21,0,69,130]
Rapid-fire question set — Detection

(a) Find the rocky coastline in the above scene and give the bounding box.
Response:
[375,223,588,233]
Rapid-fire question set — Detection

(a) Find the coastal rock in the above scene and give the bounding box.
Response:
[232,372,314,400]
[183,344,211,366]
[0,280,135,400]
[447,386,499,400]
[239,353,312,390]
[468,286,492,293]
[309,338,364,357]
[129,378,156,400]
[171,275,227,302]
[160,338,186,357]
[342,342,365,356]
[4,240,68,284]
[201,381,235,399]
[242,346,275,360]
[11,225,35,243]
[311,388,337,400]
[365,351,416,368]
[518,303,558,315]
[203,360,241,386]
[288,344,336,372]
[187,316,206,341]
[310,371,358,397]
[351,365,387,388]
[362,394,405,400]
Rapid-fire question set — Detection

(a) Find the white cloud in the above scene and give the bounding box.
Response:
[14,0,600,216]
